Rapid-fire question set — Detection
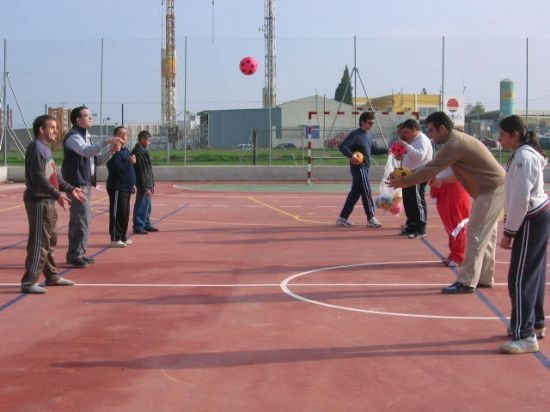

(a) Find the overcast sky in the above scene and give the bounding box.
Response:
[1,0,549,126]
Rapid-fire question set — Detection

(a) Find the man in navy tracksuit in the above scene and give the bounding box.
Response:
[337,111,388,228]
[106,126,136,247]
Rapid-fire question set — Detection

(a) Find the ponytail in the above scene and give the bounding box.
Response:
[524,130,544,155]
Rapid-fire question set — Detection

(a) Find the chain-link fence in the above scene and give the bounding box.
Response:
[1,37,549,164]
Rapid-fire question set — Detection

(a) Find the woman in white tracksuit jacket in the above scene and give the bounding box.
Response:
[498,115,549,354]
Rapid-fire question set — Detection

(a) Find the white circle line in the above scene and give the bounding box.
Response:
[279,260,532,321]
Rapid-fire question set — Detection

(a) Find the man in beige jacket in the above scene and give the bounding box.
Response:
[389,111,505,294]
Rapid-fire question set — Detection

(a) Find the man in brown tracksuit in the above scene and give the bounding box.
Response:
[389,111,505,294]
[21,115,86,294]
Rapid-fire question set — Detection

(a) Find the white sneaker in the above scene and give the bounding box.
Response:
[109,240,127,248]
[124,239,133,245]
[367,217,382,228]
[336,217,353,227]
[499,335,539,354]
[446,260,460,267]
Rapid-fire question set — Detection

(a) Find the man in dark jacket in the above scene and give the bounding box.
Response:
[61,106,122,267]
[22,115,86,294]
[131,130,158,234]
[106,126,136,247]
[336,111,387,228]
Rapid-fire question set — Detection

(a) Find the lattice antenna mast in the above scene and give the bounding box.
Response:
[262,0,276,108]
[162,0,177,142]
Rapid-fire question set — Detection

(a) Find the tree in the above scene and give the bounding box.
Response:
[466,101,486,116]
[334,66,353,105]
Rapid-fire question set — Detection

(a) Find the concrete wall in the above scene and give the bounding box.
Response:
[4,165,550,184]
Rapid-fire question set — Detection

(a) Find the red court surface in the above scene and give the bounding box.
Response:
[0,181,548,412]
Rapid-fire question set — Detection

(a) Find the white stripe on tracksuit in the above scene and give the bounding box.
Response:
[28,202,44,283]
[359,167,375,218]
[512,220,530,338]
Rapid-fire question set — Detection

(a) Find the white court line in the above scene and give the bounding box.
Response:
[1,282,547,288]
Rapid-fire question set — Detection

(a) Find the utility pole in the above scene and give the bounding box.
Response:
[262,0,276,164]
[161,0,177,153]
[262,0,276,108]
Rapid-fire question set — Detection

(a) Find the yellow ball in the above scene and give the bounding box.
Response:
[394,167,412,178]
[352,151,364,165]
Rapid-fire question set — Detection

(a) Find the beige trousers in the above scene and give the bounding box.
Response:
[456,185,505,287]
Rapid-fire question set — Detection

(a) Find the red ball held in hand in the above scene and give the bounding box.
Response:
[390,142,407,157]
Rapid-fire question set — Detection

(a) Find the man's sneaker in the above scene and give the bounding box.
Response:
[110,240,127,248]
[45,277,75,287]
[507,327,545,340]
[336,217,353,227]
[82,256,95,264]
[134,228,149,235]
[408,232,426,239]
[499,335,539,354]
[21,284,47,294]
[445,260,460,267]
[145,226,159,232]
[367,217,382,228]
[124,239,133,245]
[441,281,475,294]
[67,258,89,268]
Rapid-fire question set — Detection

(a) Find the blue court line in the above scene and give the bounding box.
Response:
[421,237,550,371]
[0,203,188,313]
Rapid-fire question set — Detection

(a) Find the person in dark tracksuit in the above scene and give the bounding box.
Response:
[106,126,136,248]
[336,111,387,228]
[498,115,549,354]
[21,115,86,294]
[132,130,158,234]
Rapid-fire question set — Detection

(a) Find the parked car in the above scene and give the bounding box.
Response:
[539,135,550,150]
[481,138,501,150]
[275,143,297,149]
[236,143,254,150]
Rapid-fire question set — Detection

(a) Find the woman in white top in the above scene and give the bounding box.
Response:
[498,114,549,354]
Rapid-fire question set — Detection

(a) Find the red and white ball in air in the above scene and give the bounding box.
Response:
[239,56,258,76]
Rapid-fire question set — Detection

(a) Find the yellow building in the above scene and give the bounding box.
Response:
[354,92,440,119]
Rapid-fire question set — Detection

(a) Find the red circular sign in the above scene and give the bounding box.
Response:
[447,98,460,112]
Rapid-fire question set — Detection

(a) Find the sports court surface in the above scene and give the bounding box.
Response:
[0,181,548,412]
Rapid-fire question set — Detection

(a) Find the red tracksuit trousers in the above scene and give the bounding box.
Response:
[430,182,471,264]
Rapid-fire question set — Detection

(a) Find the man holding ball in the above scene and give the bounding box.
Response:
[336,111,388,228]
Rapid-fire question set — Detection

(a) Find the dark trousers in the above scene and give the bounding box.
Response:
[339,166,375,221]
[402,182,428,234]
[66,185,91,261]
[508,209,549,340]
[21,200,61,287]
[108,190,132,242]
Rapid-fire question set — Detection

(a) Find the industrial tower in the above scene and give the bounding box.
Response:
[262,0,276,108]
[161,0,177,142]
